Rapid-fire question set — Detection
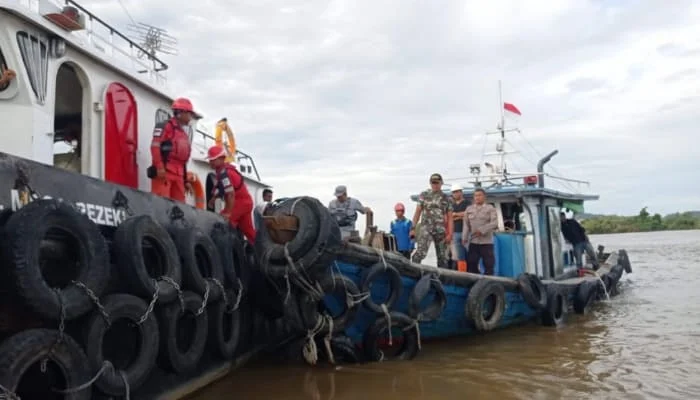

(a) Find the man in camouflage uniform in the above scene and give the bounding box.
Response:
[410,173,453,268]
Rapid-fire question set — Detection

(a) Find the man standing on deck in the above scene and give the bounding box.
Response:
[149,98,200,202]
[328,185,372,240]
[207,145,256,244]
[390,202,414,259]
[411,173,453,268]
[462,188,498,275]
[450,185,469,271]
[254,188,273,229]
[560,212,600,270]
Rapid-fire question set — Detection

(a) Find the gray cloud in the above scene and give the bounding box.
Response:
[85,0,700,230]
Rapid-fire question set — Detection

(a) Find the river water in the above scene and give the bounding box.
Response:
[191,230,700,400]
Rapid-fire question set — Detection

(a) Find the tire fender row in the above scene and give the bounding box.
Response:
[0,199,249,399]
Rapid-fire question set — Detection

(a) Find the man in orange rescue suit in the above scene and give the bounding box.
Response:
[149,97,200,202]
[206,145,256,244]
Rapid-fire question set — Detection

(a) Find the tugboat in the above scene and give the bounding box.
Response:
[255,85,632,365]
[0,1,299,398]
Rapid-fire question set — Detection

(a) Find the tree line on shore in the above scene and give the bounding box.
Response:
[581,207,700,234]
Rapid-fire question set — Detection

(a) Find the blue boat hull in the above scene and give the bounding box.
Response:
[333,261,538,343]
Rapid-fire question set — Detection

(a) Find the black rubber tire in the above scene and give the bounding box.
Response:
[257,197,339,279]
[256,196,324,262]
[248,267,286,320]
[299,274,360,333]
[113,215,182,304]
[362,311,420,362]
[318,334,361,365]
[208,288,243,360]
[0,209,13,228]
[0,199,110,321]
[517,273,547,310]
[83,293,159,396]
[210,223,242,287]
[360,262,403,314]
[170,226,225,303]
[408,273,447,322]
[156,291,209,373]
[573,280,598,314]
[327,335,362,364]
[0,328,92,400]
[541,285,567,326]
[466,279,506,332]
[618,249,632,274]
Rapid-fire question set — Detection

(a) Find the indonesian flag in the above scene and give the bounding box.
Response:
[503,102,521,116]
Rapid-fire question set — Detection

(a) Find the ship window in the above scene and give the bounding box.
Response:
[155,108,171,124]
[16,31,49,104]
[0,47,12,93]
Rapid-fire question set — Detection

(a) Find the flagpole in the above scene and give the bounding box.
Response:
[498,80,505,131]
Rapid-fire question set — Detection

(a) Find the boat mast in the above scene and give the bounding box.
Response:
[480,80,519,184]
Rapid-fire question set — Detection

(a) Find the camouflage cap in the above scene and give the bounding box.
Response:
[430,173,443,182]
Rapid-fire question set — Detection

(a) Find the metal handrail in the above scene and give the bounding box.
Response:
[194,129,262,182]
[61,0,168,72]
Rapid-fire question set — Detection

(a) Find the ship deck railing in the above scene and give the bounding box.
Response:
[8,0,169,86]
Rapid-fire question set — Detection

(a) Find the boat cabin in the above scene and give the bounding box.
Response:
[408,170,599,280]
[0,0,270,210]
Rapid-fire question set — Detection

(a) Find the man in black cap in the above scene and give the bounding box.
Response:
[410,173,453,268]
[328,185,372,240]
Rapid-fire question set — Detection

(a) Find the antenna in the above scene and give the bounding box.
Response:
[127,22,178,61]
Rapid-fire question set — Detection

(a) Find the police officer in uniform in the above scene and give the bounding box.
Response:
[410,173,453,268]
[149,98,200,202]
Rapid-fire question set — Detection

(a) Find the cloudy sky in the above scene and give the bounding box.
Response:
[90,0,699,231]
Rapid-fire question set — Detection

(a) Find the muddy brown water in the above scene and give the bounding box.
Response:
[190,230,700,400]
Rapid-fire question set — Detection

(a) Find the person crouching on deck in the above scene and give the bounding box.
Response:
[149,97,200,202]
[390,202,414,259]
[410,173,453,268]
[206,145,256,244]
[462,188,498,275]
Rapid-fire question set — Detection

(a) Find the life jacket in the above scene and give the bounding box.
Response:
[213,164,252,205]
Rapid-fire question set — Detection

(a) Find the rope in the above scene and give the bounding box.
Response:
[0,383,19,400]
[379,250,388,269]
[120,370,130,400]
[196,280,211,316]
[302,317,325,366]
[52,360,112,394]
[405,320,422,351]
[41,288,66,373]
[381,304,392,346]
[322,315,335,364]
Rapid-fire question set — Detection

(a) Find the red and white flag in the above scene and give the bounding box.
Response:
[503,102,522,116]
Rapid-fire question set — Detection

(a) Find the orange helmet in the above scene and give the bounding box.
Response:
[171,97,202,118]
[394,202,405,211]
[206,145,227,161]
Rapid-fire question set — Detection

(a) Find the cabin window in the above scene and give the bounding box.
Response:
[500,202,524,231]
[0,47,9,92]
[16,31,49,104]
[155,108,171,124]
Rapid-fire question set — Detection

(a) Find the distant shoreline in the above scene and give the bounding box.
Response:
[580,209,700,234]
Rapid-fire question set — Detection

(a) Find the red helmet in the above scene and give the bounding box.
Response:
[172,97,202,118]
[206,145,226,161]
[394,202,405,211]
